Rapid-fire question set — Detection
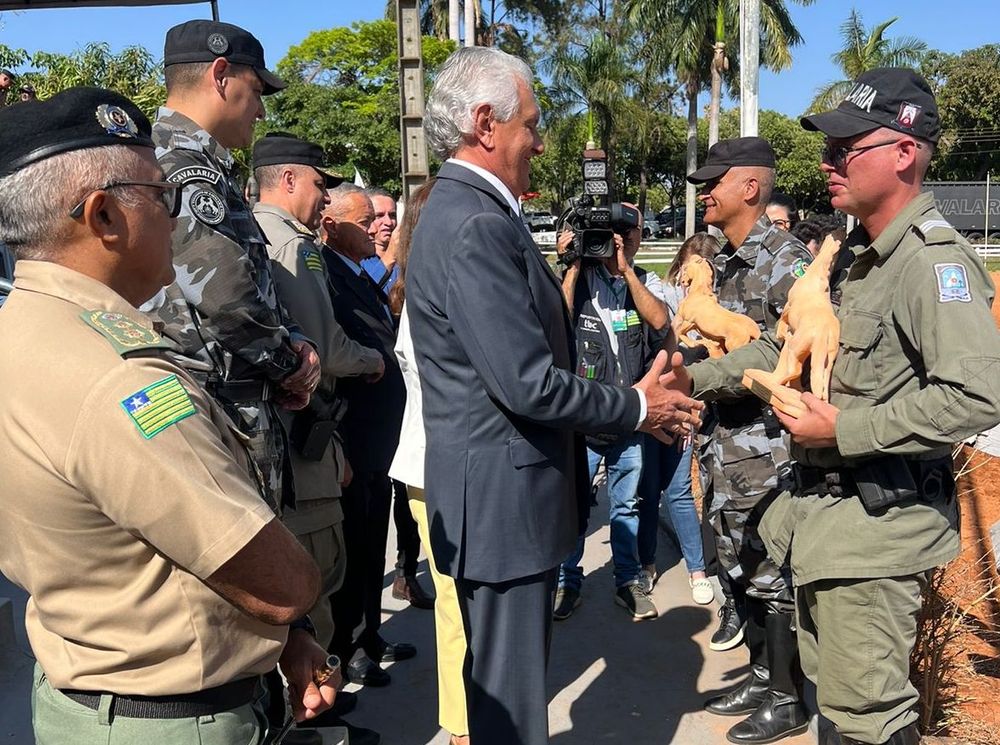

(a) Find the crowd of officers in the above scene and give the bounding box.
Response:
[0,14,1000,745]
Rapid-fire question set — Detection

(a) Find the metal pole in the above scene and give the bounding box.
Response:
[210,0,219,21]
[396,0,430,199]
[449,0,460,43]
[985,173,991,248]
[739,0,760,136]
[464,0,475,47]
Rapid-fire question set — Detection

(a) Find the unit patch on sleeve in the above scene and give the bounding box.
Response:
[189,188,227,225]
[934,262,972,303]
[121,374,196,439]
[167,165,223,186]
[301,248,325,273]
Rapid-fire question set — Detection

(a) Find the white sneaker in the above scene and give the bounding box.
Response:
[689,576,714,605]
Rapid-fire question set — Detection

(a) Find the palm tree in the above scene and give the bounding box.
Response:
[545,33,636,197]
[627,0,811,237]
[808,9,927,113]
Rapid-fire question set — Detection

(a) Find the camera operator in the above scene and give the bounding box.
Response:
[552,207,670,621]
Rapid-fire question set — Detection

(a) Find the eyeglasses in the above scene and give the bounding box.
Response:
[68,180,182,219]
[821,139,922,171]
[771,218,791,229]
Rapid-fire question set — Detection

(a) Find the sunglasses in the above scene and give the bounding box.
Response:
[821,139,922,171]
[69,180,182,219]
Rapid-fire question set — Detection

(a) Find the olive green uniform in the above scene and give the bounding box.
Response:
[690,193,1000,743]
[254,202,383,647]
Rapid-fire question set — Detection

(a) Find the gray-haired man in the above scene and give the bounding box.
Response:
[406,46,703,745]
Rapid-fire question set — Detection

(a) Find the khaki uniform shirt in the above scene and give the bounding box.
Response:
[0,261,285,694]
[691,193,1000,584]
[254,203,382,534]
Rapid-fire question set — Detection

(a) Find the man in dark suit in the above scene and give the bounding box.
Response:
[319,183,415,688]
[407,47,704,745]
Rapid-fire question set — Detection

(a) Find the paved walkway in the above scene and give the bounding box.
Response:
[0,484,817,745]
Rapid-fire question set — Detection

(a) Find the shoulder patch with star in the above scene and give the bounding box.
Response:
[301,248,325,273]
[121,374,196,439]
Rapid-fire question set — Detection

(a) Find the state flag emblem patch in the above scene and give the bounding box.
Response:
[121,375,196,438]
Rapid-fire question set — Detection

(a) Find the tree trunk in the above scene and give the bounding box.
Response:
[685,83,698,240]
[709,41,725,148]
[638,160,648,217]
[448,0,460,43]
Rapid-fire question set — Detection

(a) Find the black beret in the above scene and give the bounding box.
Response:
[252,133,343,187]
[164,20,285,95]
[0,86,152,178]
[687,137,776,184]
[801,67,940,144]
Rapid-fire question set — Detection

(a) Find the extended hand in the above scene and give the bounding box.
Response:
[278,629,339,722]
[774,392,839,448]
[635,350,704,445]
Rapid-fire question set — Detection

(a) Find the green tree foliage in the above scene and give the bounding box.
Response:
[266,20,454,194]
[808,9,927,113]
[923,45,1000,181]
[0,41,163,116]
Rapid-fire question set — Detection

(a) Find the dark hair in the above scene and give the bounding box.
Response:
[768,192,797,225]
[666,232,720,284]
[791,214,842,247]
[388,178,437,316]
[366,187,396,202]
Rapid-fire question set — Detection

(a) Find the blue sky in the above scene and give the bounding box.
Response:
[0,0,995,117]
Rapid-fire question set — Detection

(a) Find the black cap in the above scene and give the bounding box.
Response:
[252,132,343,187]
[801,67,940,144]
[0,69,14,79]
[687,136,776,184]
[0,86,152,178]
[163,20,285,95]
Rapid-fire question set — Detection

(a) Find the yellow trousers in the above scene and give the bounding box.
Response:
[409,488,469,737]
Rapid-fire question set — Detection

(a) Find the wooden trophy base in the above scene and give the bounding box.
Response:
[742,370,806,418]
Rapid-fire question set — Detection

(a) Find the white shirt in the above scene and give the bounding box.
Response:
[388,305,424,488]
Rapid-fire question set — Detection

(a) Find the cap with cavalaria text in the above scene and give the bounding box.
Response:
[800,67,940,144]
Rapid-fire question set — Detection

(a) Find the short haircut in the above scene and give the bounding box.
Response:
[163,61,213,93]
[254,162,314,191]
[0,145,146,260]
[366,187,396,203]
[753,167,775,205]
[325,182,370,218]
[424,46,533,160]
[768,191,797,217]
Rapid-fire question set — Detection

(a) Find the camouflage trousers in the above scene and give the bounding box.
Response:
[707,488,794,614]
[224,398,289,514]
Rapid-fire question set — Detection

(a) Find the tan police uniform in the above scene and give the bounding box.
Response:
[0,261,285,713]
[255,202,383,647]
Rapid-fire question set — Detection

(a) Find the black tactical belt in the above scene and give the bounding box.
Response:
[793,465,854,497]
[207,377,271,403]
[58,676,259,719]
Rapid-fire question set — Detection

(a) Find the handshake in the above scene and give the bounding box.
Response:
[633,350,703,444]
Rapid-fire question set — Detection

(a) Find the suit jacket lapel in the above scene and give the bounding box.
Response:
[324,250,395,334]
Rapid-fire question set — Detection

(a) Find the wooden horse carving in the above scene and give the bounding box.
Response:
[742,230,844,417]
[671,255,761,358]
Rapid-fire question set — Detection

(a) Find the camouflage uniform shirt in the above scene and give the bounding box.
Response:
[700,216,811,595]
[145,108,303,510]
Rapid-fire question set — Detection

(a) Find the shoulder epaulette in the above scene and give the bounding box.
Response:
[914,217,957,245]
[80,310,172,356]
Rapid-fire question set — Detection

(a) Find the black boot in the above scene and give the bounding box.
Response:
[726,612,808,744]
[706,664,770,716]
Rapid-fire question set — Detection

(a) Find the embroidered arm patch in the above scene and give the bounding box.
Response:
[121,374,196,439]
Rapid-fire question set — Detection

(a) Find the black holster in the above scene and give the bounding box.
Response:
[290,395,348,461]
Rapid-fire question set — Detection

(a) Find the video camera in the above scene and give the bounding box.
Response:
[556,147,640,266]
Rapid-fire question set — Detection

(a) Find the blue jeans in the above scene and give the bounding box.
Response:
[637,434,705,574]
[558,434,643,590]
